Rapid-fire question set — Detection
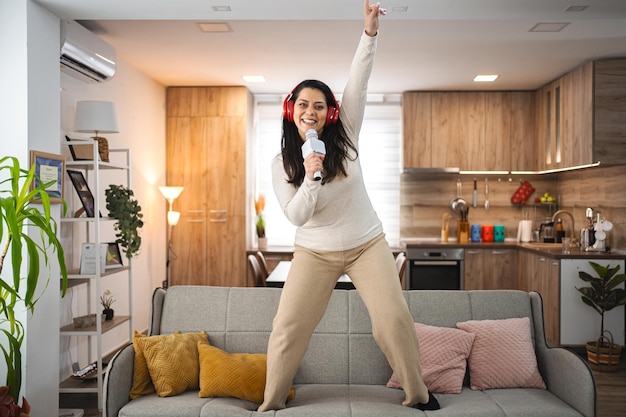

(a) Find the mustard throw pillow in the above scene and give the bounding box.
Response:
[198,341,295,403]
[130,331,158,399]
[134,331,208,397]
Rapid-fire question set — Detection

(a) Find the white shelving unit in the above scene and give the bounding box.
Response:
[59,140,133,410]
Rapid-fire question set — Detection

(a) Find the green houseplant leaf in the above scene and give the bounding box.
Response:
[576,261,626,342]
[105,184,144,259]
[0,155,68,403]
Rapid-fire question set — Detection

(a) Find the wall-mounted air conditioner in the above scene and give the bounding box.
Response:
[60,20,116,83]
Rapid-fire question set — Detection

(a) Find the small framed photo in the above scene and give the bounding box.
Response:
[79,243,107,275]
[65,135,99,161]
[105,242,123,269]
[67,169,97,217]
[29,150,65,203]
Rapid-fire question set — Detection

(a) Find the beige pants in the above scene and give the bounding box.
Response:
[258,234,429,411]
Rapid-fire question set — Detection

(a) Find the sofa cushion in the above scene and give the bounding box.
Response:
[197,341,294,403]
[456,317,546,390]
[133,330,208,397]
[386,322,475,394]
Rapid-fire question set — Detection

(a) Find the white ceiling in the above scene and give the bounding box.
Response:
[38,0,626,96]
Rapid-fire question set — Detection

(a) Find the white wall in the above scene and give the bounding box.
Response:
[1,1,167,414]
[58,40,167,384]
[0,0,30,405]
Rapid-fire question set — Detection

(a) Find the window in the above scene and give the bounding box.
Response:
[254,100,401,247]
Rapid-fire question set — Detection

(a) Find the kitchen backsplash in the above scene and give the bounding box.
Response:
[400,165,626,250]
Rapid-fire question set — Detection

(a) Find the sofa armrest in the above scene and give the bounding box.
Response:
[529,291,597,417]
[103,343,134,417]
[536,346,597,417]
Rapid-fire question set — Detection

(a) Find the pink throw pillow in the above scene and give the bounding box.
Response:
[456,317,546,390]
[387,322,475,394]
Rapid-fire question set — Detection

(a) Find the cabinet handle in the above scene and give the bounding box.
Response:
[538,257,547,262]
[187,219,204,223]
[186,210,205,215]
[492,250,508,255]
[209,218,227,223]
[209,209,227,215]
[466,250,481,255]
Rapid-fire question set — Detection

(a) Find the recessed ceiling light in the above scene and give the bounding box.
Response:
[565,5,588,12]
[243,75,266,83]
[196,22,232,33]
[212,5,232,12]
[529,22,570,32]
[474,75,499,82]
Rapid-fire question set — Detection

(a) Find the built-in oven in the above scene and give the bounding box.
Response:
[406,247,464,290]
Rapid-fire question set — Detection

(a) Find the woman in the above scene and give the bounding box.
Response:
[258,1,440,412]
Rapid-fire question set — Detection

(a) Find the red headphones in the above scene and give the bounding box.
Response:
[282,84,340,126]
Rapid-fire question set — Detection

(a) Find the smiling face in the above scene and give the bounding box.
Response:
[292,87,328,141]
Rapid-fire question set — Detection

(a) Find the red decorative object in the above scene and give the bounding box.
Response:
[511,181,535,205]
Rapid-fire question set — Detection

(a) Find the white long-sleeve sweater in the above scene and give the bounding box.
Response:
[272,32,382,252]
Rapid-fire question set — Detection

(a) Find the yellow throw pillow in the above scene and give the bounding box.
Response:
[134,331,208,397]
[198,341,295,403]
[130,331,158,399]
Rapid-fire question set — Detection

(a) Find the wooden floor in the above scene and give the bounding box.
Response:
[60,355,626,417]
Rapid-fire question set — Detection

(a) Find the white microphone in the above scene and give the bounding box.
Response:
[301,129,326,181]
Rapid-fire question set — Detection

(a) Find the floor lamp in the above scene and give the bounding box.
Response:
[159,186,184,289]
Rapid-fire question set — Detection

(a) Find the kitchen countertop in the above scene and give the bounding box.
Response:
[401,238,626,259]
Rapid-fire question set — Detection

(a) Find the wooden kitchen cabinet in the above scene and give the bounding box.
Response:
[464,248,517,290]
[593,59,626,164]
[535,70,593,171]
[403,91,535,171]
[166,86,251,287]
[517,251,560,345]
[536,59,626,170]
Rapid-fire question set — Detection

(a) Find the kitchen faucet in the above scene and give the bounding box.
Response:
[551,209,576,244]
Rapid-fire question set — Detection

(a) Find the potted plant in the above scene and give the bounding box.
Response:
[105,184,144,259]
[0,156,68,412]
[254,195,266,250]
[576,261,626,372]
[100,289,115,320]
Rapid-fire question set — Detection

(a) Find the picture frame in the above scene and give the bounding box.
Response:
[65,135,99,161]
[29,150,65,203]
[79,243,107,275]
[105,242,123,269]
[67,169,97,217]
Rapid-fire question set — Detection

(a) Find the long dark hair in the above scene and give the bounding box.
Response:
[281,80,357,186]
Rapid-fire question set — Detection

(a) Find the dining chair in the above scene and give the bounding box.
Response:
[247,254,266,287]
[254,251,269,280]
[395,252,407,289]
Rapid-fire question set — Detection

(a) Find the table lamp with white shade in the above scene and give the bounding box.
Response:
[74,100,119,162]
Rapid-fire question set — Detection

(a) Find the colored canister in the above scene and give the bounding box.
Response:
[482,225,494,242]
[494,225,505,242]
[471,224,482,242]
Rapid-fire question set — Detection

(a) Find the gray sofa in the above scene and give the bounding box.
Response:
[103,286,596,417]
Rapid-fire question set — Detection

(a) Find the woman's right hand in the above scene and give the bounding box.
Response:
[303,152,325,181]
[364,1,386,37]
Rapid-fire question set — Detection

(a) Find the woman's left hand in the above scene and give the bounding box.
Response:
[364,1,386,37]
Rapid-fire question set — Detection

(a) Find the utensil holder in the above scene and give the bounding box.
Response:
[458,221,469,243]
